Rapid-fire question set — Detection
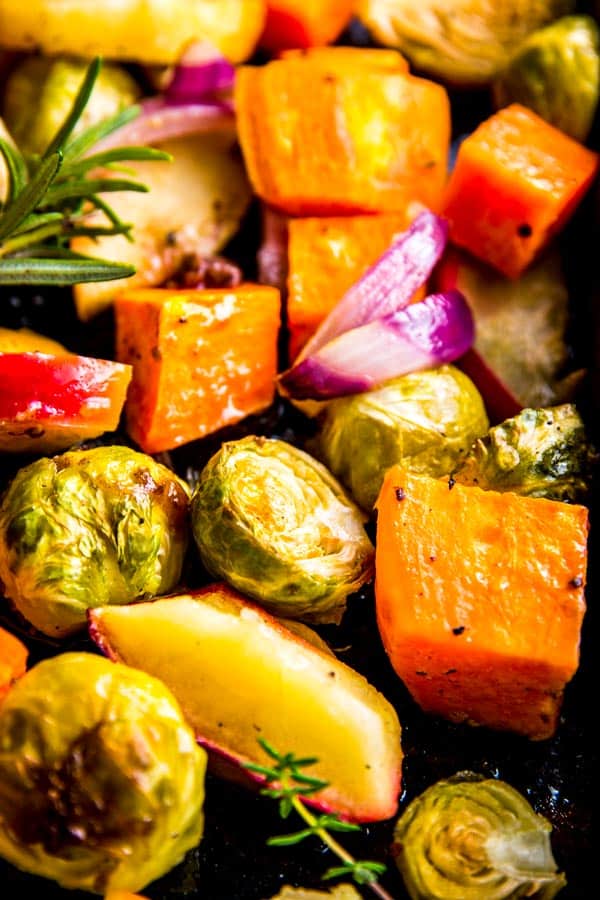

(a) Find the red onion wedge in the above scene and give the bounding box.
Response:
[295,208,449,364]
[93,97,235,152]
[165,55,236,104]
[279,290,474,399]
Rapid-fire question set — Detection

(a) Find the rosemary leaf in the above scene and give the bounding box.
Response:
[62,146,171,178]
[0,256,135,284]
[0,138,28,205]
[63,105,141,161]
[42,57,102,159]
[0,152,62,240]
[41,178,149,208]
[10,212,64,237]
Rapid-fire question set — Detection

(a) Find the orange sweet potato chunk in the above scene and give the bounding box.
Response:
[0,626,28,701]
[375,466,588,740]
[115,284,280,454]
[235,57,450,216]
[442,103,600,278]
[287,210,424,360]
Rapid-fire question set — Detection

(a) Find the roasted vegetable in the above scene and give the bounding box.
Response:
[260,0,353,51]
[493,15,600,142]
[0,328,67,354]
[442,103,599,278]
[287,211,423,361]
[115,284,280,454]
[0,446,189,637]
[356,0,575,86]
[0,652,206,893]
[393,772,566,899]
[191,436,374,624]
[0,352,132,454]
[375,466,587,739]
[89,582,403,823]
[0,626,28,701]
[2,55,140,156]
[312,366,489,513]
[435,249,579,422]
[0,0,266,64]
[235,54,450,215]
[72,133,252,321]
[453,404,596,502]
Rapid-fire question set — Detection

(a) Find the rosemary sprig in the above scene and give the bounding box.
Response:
[0,57,170,286]
[245,738,395,900]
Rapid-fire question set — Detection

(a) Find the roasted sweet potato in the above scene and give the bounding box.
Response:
[0,626,28,701]
[375,466,588,740]
[115,284,280,454]
[235,56,450,215]
[287,210,423,360]
[442,103,599,278]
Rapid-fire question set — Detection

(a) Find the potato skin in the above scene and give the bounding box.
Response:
[0,0,266,63]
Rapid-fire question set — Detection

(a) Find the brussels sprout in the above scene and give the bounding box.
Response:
[311,366,489,513]
[0,652,206,894]
[2,55,140,155]
[0,446,189,637]
[356,0,574,86]
[393,772,566,900]
[191,436,374,625]
[453,404,596,502]
[493,16,600,142]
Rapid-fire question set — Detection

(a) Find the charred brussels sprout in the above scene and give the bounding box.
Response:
[0,652,206,894]
[191,436,374,625]
[0,446,189,637]
[2,55,140,155]
[393,772,566,900]
[312,366,489,513]
[493,15,600,142]
[452,404,596,502]
[356,0,574,86]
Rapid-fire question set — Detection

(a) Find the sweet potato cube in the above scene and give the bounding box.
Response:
[375,467,588,740]
[287,210,424,361]
[0,626,28,700]
[235,57,450,216]
[442,104,600,278]
[115,284,280,454]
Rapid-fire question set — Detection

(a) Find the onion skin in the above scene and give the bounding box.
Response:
[279,290,474,400]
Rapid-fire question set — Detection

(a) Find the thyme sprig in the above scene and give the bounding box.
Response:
[0,56,170,285]
[245,738,395,900]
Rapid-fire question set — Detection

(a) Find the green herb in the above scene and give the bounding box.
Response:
[245,738,395,900]
[0,56,170,286]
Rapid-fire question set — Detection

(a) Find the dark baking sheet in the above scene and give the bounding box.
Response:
[0,28,598,899]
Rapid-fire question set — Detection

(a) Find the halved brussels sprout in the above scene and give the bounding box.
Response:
[393,772,566,900]
[2,55,140,155]
[452,404,596,502]
[311,366,489,513]
[356,0,574,86]
[493,15,600,142]
[190,436,374,624]
[0,446,189,637]
[0,652,206,894]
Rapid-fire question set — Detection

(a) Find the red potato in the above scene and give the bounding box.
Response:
[89,583,403,824]
[0,353,132,453]
[436,247,578,423]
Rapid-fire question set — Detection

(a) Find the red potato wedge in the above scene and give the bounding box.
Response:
[436,248,579,423]
[0,352,132,453]
[375,466,588,740]
[88,583,403,823]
